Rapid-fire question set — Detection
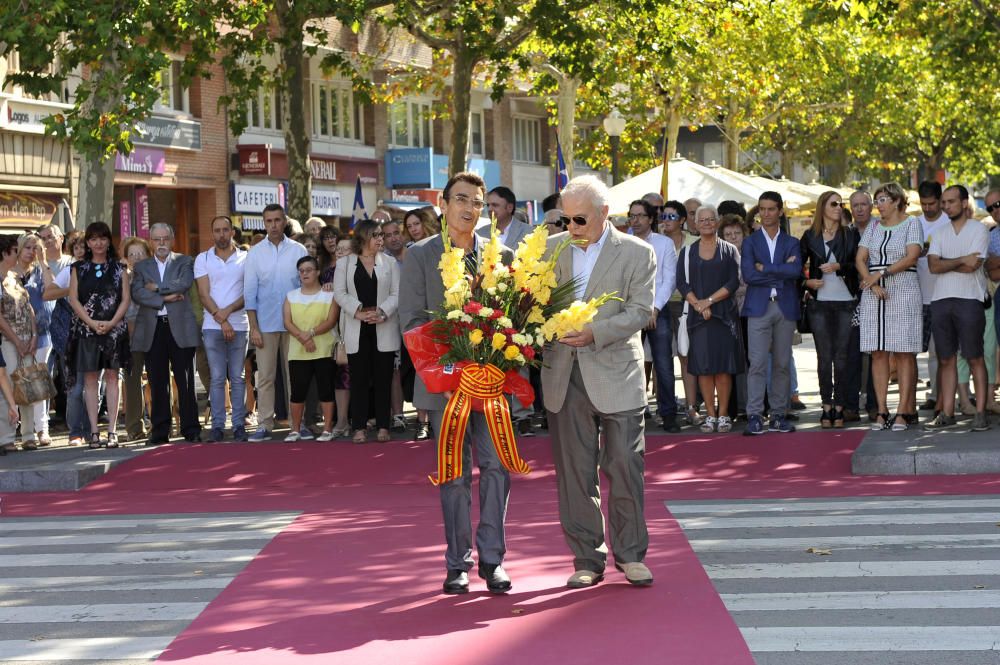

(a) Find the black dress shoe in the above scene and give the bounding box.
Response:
[443,569,469,594]
[477,562,512,594]
[661,416,680,433]
[184,434,202,443]
[145,437,169,446]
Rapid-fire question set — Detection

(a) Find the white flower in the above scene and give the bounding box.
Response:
[479,307,494,318]
[487,287,497,296]
[536,332,546,346]
[446,310,463,320]
[497,282,509,292]
[512,333,529,345]
[460,314,473,323]
[497,317,513,329]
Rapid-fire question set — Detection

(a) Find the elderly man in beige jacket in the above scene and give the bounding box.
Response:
[542,175,657,589]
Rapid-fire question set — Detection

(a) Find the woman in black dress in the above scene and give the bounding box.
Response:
[67,222,131,448]
[676,205,743,433]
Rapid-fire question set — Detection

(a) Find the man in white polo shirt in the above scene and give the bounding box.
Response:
[924,185,990,432]
[914,180,950,411]
[195,216,249,442]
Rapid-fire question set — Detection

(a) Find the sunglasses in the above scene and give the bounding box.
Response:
[829,200,842,207]
[987,201,1000,213]
[558,215,589,226]
[659,212,681,221]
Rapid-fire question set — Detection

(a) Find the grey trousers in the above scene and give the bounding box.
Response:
[747,301,796,418]
[428,409,510,572]
[547,361,648,573]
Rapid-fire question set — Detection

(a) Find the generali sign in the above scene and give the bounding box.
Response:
[239,145,272,176]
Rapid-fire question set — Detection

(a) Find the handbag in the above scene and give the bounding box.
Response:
[333,324,348,366]
[677,246,691,356]
[11,354,56,406]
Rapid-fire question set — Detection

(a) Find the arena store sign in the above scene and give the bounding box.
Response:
[0,192,59,226]
[134,115,202,151]
[231,183,287,214]
[311,189,342,216]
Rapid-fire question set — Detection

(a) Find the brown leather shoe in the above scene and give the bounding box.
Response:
[566,569,604,588]
[615,561,653,586]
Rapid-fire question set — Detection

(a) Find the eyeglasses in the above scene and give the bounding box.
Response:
[371,231,385,238]
[697,217,718,223]
[150,236,171,243]
[558,215,589,226]
[659,212,681,221]
[986,201,1000,213]
[627,213,648,220]
[449,193,486,210]
[874,196,893,205]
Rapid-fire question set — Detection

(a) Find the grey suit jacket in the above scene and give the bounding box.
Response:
[541,225,655,414]
[398,234,513,411]
[130,252,200,352]
[476,219,532,249]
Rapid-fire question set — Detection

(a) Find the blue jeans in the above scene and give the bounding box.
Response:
[203,329,249,430]
[646,306,677,418]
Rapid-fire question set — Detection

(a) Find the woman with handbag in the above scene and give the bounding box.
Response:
[67,222,131,449]
[0,235,45,450]
[334,219,400,444]
[282,256,340,441]
[800,191,861,428]
[7,233,55,448]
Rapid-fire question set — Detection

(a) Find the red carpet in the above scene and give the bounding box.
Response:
[4,431,1000,664]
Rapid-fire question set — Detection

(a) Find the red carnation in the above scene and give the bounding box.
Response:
[521,346,536,360]
[489,309,504,320]
[464,301,483,315]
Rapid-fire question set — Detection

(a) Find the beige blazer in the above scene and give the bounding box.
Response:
[333,253,400,354]
[541,224,656,414]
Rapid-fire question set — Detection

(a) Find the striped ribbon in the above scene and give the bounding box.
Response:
[429,363,531,486]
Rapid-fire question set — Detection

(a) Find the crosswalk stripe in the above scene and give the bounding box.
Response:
[689,532,1000,552]
[669,497,1000,514]
[0,602,209,623]
[677,512,1000,529]
[705,559,1000,578]
[0,636,174,661]
[720,590,1000,611]
[0,549,257,567]
[0,576,233,592]
[0,514,298,532]
[0,529,284,548]
[740,626,1000,652]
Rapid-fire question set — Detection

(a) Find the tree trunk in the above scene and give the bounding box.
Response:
[279,16,311,222]
[448,46,476,178]
[555,74,579,178]
[724,98,740,170]
[76,158,115,230]
[75,51,122,227]
[662,105,681,199]
[780,150,795,180]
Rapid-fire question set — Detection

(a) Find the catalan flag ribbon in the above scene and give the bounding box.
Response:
[555,134,569,192]
[351,175,367,228]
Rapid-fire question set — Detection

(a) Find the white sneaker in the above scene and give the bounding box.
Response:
[317,431,335,442]
[284,431,301,442]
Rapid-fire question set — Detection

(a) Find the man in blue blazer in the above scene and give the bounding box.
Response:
[741,192,801,435]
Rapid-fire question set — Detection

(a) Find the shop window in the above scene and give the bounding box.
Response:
[389,99,432,149]
[513,116,541,164]
[154,60,190,114]
[312,81,362,142]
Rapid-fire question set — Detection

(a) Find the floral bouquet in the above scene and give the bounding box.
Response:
[404,216,618,485]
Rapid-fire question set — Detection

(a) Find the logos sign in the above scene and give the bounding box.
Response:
[238,145,272,176]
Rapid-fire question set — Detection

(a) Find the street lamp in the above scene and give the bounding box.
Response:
[603,108,627,186]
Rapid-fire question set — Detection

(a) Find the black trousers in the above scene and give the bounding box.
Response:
[146,318,200,441]
[347,325,395,430]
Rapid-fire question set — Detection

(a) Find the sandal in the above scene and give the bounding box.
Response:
[88,433,104,449]
[699,416,717,433]
[330,425,350,438]
[870,413,890,432]
[376,428,391,442]
[21,439,39,451]
[106,433,120,449]
[890,414,908,432]
[820,407,833,429]
[352,429,367,444]
[833,408,845,429]
[685,406,703,426]
[716,415,733,433]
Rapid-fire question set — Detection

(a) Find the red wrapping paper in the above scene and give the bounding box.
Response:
[404,322,535,409]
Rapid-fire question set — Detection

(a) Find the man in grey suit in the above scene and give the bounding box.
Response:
[478,185,536,435]
[131,223,202,444]
[399,172,515,596]
[542,175,657,588]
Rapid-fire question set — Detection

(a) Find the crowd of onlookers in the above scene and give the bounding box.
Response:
[1,178,998,453]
